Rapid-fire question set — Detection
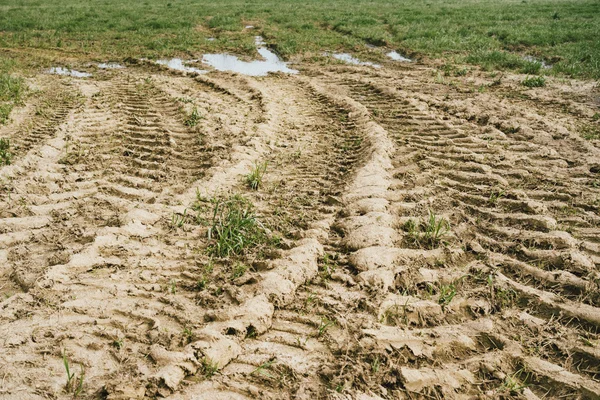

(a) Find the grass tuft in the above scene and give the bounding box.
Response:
[245,161,268,190]
[185,107,202,127]
[207,195,268,258]
[522,76,546,87]
[403,211,450,249]
[0,138,12,165]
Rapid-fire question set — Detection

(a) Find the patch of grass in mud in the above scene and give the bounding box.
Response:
[0,138,13,166]
[184,107,202,127]
[0,57,25,124]
[580,123,600,140]
[206,194,270,258]
[62,351,85,397]
[403,211,450,249]
[245,161,268,191]
[522,75,546,88]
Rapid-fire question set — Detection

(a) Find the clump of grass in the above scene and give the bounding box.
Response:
[520,61,542,75]
[403,211,450,249]
[438,283,457,308]
[201,358,219,378]
[0,138,12,165]
[245,161,268,190]
[185,107,202,127]
[252,359,276,378]
[500,369,529,395]
[442,63,468,77]
[580,124,600,140]
[488,188,505,205]
[62,351,85,396]
[207,195,268,257]
[59,141,87,165]
[317,316,335,338]
[230,262,248,280]
[319,253,338,281]
[522,76,546,88]
[0,63,25,124]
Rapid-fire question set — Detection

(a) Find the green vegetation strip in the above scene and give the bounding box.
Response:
[0,0,598,79]
[0,57,25,124]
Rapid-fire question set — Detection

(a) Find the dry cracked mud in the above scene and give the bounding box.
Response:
[1,58,599,400]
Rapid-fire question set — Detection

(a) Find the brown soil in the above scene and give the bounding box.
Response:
[1,59,599,400]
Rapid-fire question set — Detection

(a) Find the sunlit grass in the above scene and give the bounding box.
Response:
[0,0,598,78]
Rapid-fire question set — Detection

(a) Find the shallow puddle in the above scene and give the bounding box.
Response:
[98,62,125,69]
[329,53,381,68]
[46,67,91,78]
[523,55,552,69]
[387,51,411,62]
[202,36,298,76]
[156,58,207,74]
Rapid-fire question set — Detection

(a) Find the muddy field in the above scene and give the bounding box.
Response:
[0,56,599,400]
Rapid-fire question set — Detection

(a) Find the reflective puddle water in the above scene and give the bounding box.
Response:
[387,51,411,62]
[202,37,298,76]
[523,56,552,69]
[98,62,125,69]
[47,67,91,78]
[328,53,381,68]
[156,58,207,74]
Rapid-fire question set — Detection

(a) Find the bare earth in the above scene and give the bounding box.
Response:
[1,58,599,399]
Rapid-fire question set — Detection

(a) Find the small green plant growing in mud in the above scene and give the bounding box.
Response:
[317,316,335,338]
[230,262,248,280]
[438,283,457,309]
[63,351,85,396]
[171,210,189,228]
[0,138,12,165]
[487,275,518,310]
[522,76,546,88]
[488,188,505,205]
[319,253,338,281]
[182,327,193,340]
[580,123,600,140]
[245,161,268,190]
[170,207,203,229]
[371,356,381,373]
[196,276,208,290]
[380,301,409,326]
[201,358,219,378]
[404,211,450,249]
[207,195,268,257]
[252,359,276,378]
[185,107,202,127]
[59,141,87,165]
[495,287,518,310]
[500,369,529,395]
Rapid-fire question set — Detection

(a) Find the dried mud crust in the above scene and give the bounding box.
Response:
[0,61,598,400]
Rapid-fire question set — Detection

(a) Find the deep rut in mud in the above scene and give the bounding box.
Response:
[0,62,599,400]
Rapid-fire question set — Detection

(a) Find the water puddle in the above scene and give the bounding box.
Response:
[201,36,298,76]
[387,51,411,62]
[46,67,92,78]
[156,58,207,74]
[523,56,552,69]
[98,62,125,69]
[328,53,381,68]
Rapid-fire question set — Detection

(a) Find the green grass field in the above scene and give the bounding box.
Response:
[0,0,599,79]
